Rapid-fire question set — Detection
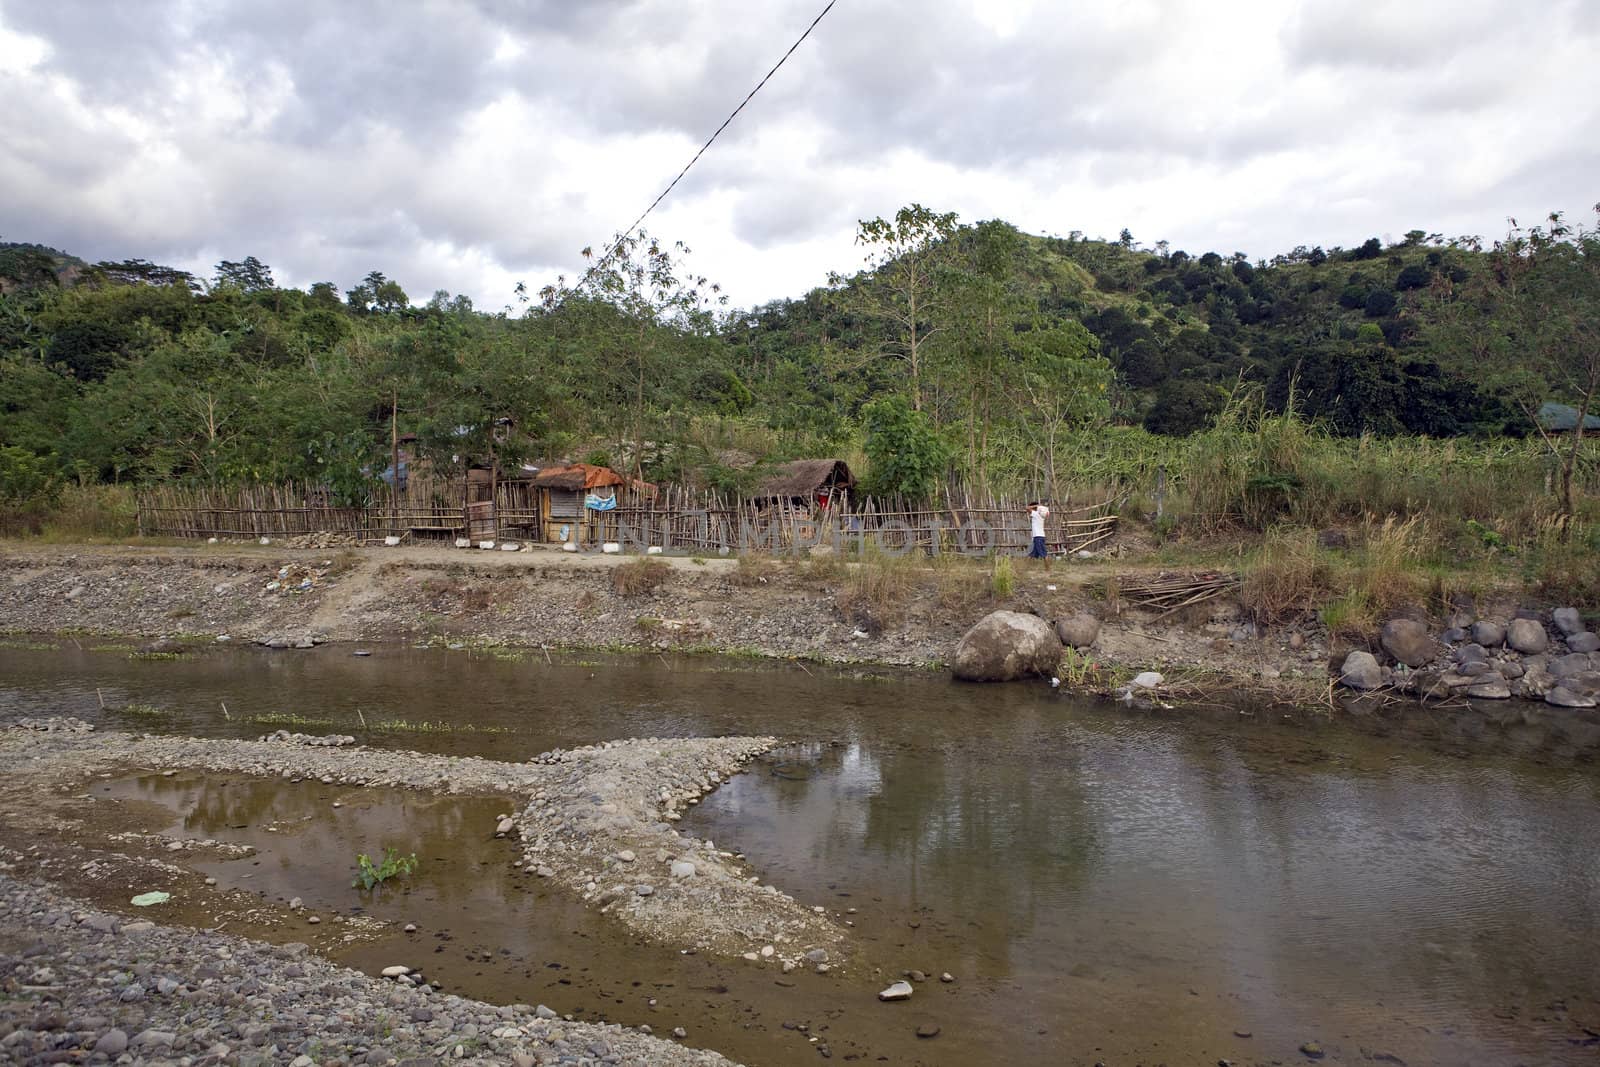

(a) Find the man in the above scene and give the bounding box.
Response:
[1027,501,1050,562]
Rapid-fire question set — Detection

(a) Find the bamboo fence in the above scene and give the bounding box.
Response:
[137,479,1120,556]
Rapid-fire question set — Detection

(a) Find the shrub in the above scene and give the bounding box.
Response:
[612,558,670,596]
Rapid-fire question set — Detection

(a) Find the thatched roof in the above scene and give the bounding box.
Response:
[529,463,628,491]
[758,459,855,498]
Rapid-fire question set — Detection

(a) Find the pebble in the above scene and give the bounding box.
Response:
[878,981,914,1001]
[916,1024,941,1038]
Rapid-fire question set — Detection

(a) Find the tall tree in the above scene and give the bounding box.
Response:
[829,204,960,411]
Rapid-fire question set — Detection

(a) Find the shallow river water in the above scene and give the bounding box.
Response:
[3,640,1600,1065]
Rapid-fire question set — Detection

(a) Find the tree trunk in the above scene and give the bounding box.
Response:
[390,387,399,535]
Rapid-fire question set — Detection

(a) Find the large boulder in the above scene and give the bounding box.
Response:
[1470,620,1506,648]
[1338,651,1384,691]
[1506,618,1550,655]
[1566,632,1600,654]
[1054,613,1101,649]
[1552,607,1584,636]
[1379,618,1436,668]
[952,611,1063,682]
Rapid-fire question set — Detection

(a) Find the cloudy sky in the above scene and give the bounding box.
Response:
[2,0,1596,311]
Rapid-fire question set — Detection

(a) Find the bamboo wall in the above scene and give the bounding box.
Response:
[136,480,1118,555]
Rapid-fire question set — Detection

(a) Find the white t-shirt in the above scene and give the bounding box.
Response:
[1030,505,1049,538]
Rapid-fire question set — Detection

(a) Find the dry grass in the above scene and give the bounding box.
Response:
[730,554,782,587]
[612,558,670,596]
[835,550,917,634]
[1240,516,1432,635]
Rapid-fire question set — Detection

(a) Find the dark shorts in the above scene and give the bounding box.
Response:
[1029,536,1047,558]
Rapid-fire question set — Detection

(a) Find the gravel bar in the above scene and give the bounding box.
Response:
[1,725,843,961]
[0,873,739,1066]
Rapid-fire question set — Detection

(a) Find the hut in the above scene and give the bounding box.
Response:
[1538,402,1600,437]
[756,459,856,512]
[526,463,631,546]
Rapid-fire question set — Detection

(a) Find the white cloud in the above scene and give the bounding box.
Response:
[0,0,1595,308]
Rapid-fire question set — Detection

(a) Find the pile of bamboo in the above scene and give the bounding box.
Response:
[1119,571,1240,620]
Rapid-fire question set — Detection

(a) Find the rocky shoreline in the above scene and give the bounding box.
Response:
[1338,608,1600,709]
[0,874,738,1066]
[0,725,840,963]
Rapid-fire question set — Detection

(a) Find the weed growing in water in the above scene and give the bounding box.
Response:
[353,847,418,890]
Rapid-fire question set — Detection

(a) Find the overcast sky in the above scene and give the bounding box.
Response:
[2,0,1596,312]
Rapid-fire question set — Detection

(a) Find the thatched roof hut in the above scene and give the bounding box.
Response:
[757,459,855,502]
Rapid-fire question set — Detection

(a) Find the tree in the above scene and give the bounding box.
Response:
[829,204,960,411]
[213,256,276,294]
[861,395,950,500]
[346,271,409,314]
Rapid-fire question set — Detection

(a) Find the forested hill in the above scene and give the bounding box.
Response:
[1,208,1595,500]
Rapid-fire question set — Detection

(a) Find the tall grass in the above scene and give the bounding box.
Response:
[835,549,917,633]
[1,484,139,540]
[1239,517,1434,635]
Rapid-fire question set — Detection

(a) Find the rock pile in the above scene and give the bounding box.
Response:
[1338,606,1600,708]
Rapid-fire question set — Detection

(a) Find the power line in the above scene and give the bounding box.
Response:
[570,0,838,296]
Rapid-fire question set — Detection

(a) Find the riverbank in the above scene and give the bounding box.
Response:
[0,541,1333,703]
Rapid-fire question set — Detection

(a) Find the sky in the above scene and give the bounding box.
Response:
[2,0,1597,313]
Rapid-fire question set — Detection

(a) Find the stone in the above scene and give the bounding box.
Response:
[496,818,514,835]
[670,861,696,879]
[1338,651,1383,691]
[1471,620,1506,648]
[381,966,412,978]
[1380,618,1436,668]
[616,850,636,863]
[1553,607,1584,636]
[1457,661,1494,677]
[1300,1042,1325,1060]
[804,949,829,964]
[94,1030,129,1056]
[535,1005,558,1020]
[1465,680,1511,699]
[635,884,654,897]
[878,981,914,1001]
[1439,627,1467,643]
[1453,643,1488,664]
[1506,618,1549,655]
[1546,687,1599,709]
[1130,671,1164,689]
[940,972,955,982]
[951,611,1063,682]
[1054,612,1101,649]
[916,1024,941,1038]
[1567,632,1600,654]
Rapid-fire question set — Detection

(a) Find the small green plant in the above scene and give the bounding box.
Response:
[1057,647,1098,687]
[991,555,1016,598]
[353,847,418,890]
[1465,518,1514,555]
[120,702,171,720]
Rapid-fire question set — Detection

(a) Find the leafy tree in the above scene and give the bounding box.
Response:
[829,204,960,411]
[1144,379,1225,436]
[861,395,950,500]
[213,256,276,294]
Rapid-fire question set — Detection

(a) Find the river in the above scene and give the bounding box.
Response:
[3,638,1598,1065]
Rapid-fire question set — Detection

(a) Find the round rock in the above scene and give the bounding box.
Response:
[1471,620,1506,648]
[1507,618,1549,655]
[1380,618,1436,668]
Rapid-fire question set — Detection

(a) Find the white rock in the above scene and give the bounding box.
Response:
[617,850,636,863]
[646,546,664,555]
[454,538,471,549]
[207,537,219,544]
[670,861,696,878]
[384,535,401,547]
[381,965,411,977]
[760,945,775,958]
[878,980,914,1001]
[1130,671,1164,689]
[601,542,621,554]
[259,537,270,545]
[478,540,496,550]
[500,542,519,551]
[561,542,578,553]
[496,817,514,835]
